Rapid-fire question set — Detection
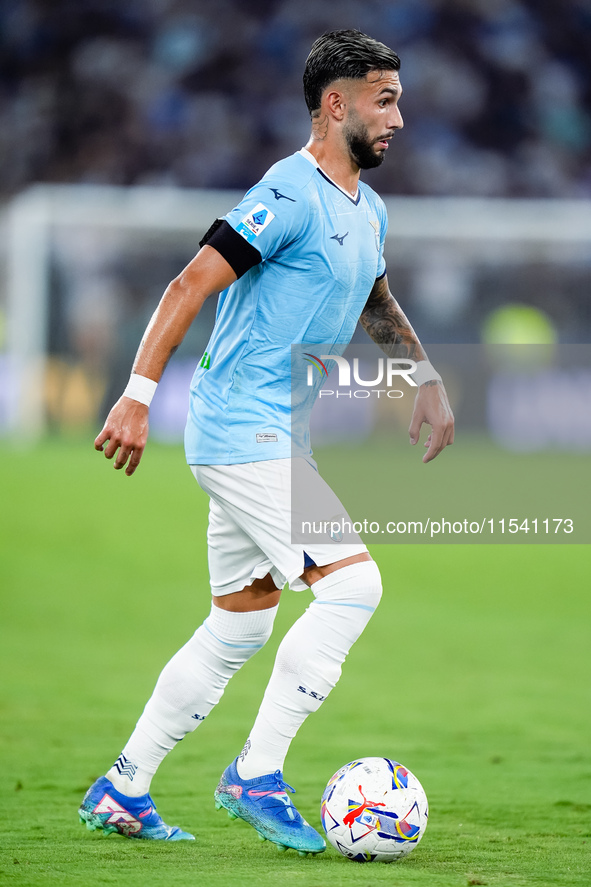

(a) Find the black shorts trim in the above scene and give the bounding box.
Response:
[199,219,262,279]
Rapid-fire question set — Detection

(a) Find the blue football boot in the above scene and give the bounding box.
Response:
[78,776,194,840]
[214,758,325,856]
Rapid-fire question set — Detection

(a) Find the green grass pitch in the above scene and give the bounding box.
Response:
[1,438,590,886]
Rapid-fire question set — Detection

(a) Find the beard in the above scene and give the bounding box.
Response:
[344,114,386,170]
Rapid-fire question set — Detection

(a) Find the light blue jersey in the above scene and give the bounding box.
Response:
[185,149,388,465]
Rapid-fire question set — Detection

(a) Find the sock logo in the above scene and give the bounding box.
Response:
[191,713,206,721]
[297,685,326,701]
[114,754,137,781]
[239,739,251,762]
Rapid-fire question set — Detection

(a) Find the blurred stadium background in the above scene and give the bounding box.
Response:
[1,8,590,883]
[0,0,590,443]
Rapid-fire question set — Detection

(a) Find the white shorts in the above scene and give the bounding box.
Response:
[190,458,367,596]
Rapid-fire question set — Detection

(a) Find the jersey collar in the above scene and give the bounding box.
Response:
[298,148,360,205]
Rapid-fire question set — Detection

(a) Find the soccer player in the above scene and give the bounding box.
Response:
[79,29,454,853]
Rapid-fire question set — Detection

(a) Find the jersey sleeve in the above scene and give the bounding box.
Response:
[223,178,309,264]
[376,198,388,279]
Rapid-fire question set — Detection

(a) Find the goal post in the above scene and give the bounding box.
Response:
[4,184,243,438]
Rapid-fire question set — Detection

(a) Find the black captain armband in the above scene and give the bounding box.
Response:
[199,218,262,279]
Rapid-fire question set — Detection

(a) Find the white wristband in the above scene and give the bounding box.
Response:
[412,360,442,387]
[123,373,158,407]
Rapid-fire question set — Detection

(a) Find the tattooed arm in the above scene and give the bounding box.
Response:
[360,274,455,462]
[359,273,427,359]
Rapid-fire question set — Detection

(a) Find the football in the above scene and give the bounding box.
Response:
[320,757,428,862]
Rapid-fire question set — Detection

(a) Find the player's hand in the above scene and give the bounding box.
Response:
[94,397,150,476]
[408,381,454,463]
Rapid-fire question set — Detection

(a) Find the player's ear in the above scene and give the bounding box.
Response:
[323,86,347,122]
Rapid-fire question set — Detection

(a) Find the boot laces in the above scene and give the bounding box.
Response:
[273,771,295,794]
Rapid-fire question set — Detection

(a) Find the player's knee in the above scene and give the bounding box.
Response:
[356,559,383,610]
[312,559,382,612]
[254,617,276,648]
[201,603,278,660]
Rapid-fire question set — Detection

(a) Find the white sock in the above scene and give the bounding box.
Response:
[237,561,382,780]
[106,603,278,796]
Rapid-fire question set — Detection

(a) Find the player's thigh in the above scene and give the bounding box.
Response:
[193,460,367,590]
[204,494,284,597]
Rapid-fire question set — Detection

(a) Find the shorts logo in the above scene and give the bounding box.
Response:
[329,516,344,543]
[256,433,278,443]
[236,203,275,244]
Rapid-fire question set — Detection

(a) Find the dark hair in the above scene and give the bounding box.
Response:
[303,29,400,117]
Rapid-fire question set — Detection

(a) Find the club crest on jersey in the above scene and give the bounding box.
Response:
[236,203,275,243]
[369,220,380,251]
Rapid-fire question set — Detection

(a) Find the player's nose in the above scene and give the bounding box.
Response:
[390,106,403,130]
